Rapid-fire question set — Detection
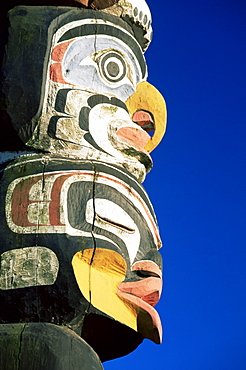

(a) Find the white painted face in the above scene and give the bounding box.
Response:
[62,37,142,101]
[28,17,151,178]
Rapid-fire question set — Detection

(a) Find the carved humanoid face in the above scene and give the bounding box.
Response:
[0,155,162,354]
[69,166,163,345]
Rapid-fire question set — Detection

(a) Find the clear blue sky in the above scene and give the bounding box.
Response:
[104,0,246,369]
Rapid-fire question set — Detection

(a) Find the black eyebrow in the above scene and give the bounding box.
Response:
[58,23,146,79]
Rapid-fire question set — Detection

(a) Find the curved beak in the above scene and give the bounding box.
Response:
[125,81,167,153]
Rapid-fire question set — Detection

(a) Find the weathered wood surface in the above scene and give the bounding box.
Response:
[0,323,103,370]
[0,0,166,365]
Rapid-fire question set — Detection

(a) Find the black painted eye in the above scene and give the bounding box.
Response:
[99,52,127,83]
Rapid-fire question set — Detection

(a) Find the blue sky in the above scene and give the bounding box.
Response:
[104,0,246,369]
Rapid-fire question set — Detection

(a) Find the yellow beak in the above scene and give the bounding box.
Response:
[125,81,167,153]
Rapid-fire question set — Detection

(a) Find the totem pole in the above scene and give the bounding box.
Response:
[0,0,167,368]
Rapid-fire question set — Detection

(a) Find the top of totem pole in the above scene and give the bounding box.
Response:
[79,0,153,51]
[1,0,152,51]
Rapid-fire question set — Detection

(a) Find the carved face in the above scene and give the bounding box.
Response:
[27,11,166,181]
[2,7,166,180]
[0,156,162,349]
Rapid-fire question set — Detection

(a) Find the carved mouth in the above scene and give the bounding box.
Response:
[117,260,162,344]
[132,110,155,134]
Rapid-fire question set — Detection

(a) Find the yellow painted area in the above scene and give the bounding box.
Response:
[125,81,167,153]
[72,248,138,331]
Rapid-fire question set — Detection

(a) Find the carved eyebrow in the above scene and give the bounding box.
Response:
[95,213,135,233]
[58,24,146,78]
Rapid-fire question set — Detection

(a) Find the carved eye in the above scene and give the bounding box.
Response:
[95,213,135,233]
[99,51,127,83]
[135,270,160,278]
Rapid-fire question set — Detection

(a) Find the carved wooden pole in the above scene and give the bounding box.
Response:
[0,0,167,368]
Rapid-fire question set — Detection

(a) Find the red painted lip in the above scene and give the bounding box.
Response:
[118,261,163,344]
[116,126,150,156]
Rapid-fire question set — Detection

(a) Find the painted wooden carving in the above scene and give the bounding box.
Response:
[0,0,166,368]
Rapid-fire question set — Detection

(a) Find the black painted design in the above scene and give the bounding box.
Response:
[79,107,90,131]
[58,23,146,78]
[100,51,127,83]
[48,116,67,139]
[84,133,107,152]
[54,89,71,114]
[87,94,128,111]
[122,14,149,51]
